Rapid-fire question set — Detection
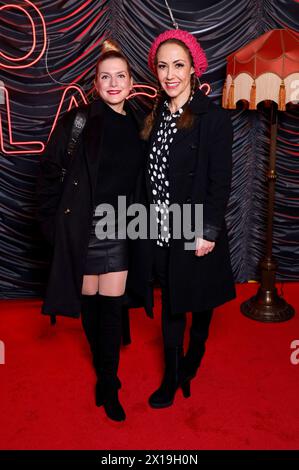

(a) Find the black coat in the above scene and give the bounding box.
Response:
[36,99,144,318]
[127,89,236,316]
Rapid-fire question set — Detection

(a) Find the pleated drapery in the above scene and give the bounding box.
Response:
[0,0,298,298]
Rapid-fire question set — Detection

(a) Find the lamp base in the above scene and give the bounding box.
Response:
[241,286,295,322]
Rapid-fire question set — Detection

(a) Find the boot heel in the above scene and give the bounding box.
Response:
[103,390,126,421]
[181,380,191,398]
[96,396,104,407]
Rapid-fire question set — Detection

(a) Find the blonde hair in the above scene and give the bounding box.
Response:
[95,39,132,77]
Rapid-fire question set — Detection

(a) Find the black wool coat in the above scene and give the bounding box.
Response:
[36,99,144,318]
[127,89,236,316]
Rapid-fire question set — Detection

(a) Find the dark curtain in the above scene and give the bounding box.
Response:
[0,0,298,298]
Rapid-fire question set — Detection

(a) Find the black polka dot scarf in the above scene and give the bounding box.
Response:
[148,100,183,247]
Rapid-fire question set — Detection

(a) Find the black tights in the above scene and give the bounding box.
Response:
[154,245,213,350]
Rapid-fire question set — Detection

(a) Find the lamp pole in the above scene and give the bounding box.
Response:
[241,102,295,322]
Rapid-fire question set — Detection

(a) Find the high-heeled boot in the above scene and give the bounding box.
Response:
[181,309,213,385]
[95,294,126,422]
[80,293,98,364]
[148,346,190,408]
[182,342,206,385]
[80,294,122,404]
[121,305,131,346]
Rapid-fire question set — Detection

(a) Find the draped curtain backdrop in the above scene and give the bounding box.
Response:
[0,0,298,298]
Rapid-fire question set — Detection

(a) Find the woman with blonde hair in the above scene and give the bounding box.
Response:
[37,40,144,421]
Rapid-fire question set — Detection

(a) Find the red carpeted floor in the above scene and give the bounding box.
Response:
[0,283,298,450]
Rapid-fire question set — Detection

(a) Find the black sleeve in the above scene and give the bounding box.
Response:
[35,111,75,245]
[203,110,233,242]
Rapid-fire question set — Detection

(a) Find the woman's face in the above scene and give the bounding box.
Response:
[156,42,194,100]
[94,57,133,108]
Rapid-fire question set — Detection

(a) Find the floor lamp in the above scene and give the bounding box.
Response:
[223,29,298,322]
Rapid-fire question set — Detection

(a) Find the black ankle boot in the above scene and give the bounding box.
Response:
[181,309,213,384]
[96,381,126,421]
[182,343,206,383]
[96,294,126,421]
[95,378,122,407]
[104,389,126,422]
[149,346,189,408]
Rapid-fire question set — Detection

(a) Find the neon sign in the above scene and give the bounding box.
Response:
[0,2,157,154]
[0,0,47,69]
[0,1,210,155]
[0,85,45,154]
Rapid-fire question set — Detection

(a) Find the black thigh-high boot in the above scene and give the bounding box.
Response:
[81,293,122,395]
[182,309,214,385]
[96,293,126,422]
[121,305,131,346]
[80,293,99,366]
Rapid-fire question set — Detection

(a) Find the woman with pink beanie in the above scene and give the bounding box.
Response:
[134,29,235,408]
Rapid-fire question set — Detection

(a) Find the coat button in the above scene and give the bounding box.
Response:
[64,208,71,214]
[73,179,78,186]
[188,172,195,177]
[186,197,192,203]
[190,143,197,149]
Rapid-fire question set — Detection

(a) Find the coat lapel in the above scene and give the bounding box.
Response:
[170,115,199,147]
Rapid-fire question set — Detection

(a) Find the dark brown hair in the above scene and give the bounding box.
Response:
[141,39,196,140]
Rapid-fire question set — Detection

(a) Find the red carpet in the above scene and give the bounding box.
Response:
[0,283,298,450]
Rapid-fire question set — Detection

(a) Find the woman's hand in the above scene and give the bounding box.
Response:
[195,237,215,257]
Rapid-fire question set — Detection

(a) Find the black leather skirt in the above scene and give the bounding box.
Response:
[84,211,128,275]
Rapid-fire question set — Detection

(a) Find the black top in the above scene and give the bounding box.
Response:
[94,101,143,212]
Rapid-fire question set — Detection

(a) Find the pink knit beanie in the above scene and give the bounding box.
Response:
[148,29,208,78]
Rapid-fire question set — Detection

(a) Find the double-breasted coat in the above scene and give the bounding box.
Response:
[36,99,144,318]
[127,89,236,316]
